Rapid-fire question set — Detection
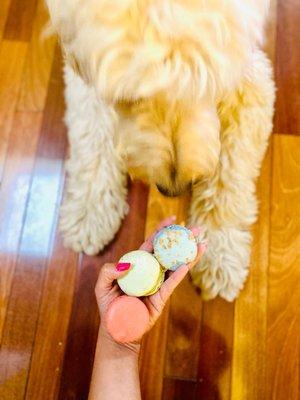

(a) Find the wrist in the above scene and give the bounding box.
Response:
[98,325,141,357]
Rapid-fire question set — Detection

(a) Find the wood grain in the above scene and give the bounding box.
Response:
[57,253,101,400]
[0,40,28,182]
[58,181,149,400]
[3,0,38,41]
[0,0,11,40]
[265,0,278,64]
[164,194,203,383]
[230,146,272,400]
[17,0,56,112]
[0,111,43,343]
[274,0,300,135]
[164,274,202,381]
[267,134,300,399]
[139,186,191,400]
[162,378,197,400]
[0,45,66,400]
[197,298,234,400]
[24,239,78,400]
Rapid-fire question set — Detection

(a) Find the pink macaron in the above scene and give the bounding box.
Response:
[106,296,150,343]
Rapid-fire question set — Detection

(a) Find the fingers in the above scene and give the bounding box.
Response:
[140,215,176,252]
[95,263,130,297]
[190,226,202,237]
[186,243,207,270]
[189,226,207,247]
[157,241,206,302]
[139,238,154,252]
[158,264,189,303]
[139,237,155,252]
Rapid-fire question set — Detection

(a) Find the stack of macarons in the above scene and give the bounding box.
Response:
[106,224,201,343]
[116,225,199,297]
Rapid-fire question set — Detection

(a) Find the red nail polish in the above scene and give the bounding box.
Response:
[116,262,131,271]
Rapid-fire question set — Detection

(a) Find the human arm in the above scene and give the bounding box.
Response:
[89,217,206,400]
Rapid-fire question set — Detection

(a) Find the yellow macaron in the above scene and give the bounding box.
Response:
[117,250,165,297]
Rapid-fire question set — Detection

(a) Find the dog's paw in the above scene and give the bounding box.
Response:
[60,215,102,255]
[59,196,128,255]
[191,227,251,301]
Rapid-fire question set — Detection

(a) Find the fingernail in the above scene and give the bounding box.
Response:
[116,262,131,271]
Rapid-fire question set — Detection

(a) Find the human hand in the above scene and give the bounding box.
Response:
[95,216,206,347]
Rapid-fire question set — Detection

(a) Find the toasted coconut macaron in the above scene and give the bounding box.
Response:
[153,225,198,271]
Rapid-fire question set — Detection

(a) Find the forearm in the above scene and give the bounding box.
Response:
[88,327,141,400]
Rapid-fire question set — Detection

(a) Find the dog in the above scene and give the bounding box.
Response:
[45,0,275,301]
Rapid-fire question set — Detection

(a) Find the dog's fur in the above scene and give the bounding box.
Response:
[46,0,275,301]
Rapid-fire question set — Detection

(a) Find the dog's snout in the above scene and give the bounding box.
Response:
[156,182,192,197]
[156,184,174,197]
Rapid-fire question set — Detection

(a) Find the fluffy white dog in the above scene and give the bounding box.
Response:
[46,0,275,301]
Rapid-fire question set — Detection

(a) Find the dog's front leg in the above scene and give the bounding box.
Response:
[189,50,275,301]
[60,66,128,255]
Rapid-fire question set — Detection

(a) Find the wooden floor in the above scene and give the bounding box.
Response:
[0,1,299,399]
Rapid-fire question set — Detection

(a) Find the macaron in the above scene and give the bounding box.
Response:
[145,267,165,295]
[106,296,149,343]
[153,224,197,271]
[117,250,164,297]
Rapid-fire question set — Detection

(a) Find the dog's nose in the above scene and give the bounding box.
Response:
[156,182,191,197]
[156,184,175,197]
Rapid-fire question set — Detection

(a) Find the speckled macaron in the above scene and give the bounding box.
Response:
[117,250,165,297]
[153,225,198,271]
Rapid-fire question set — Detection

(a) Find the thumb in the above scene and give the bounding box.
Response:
[95,262,131,295]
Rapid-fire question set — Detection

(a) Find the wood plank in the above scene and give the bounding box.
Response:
[0,46,66,400]
[230,145,272,400]
[265,0,277,64]
[164,273,202,381]
[0,40,28,182]
[267,134,300,399]
[274,0,300,135]
[139,186,189,400]
[162,377,197,400]
[0,0,11,40]
[0,111,43,343]
[229,1,277,393]
[140,303,170,400]
[24,237,78,400]
[194,149,271,400]
[17,0,56,112]
[3,0,38,41]
[57,253,100,400]
[197,298,234,400]
[58,181,149,400]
